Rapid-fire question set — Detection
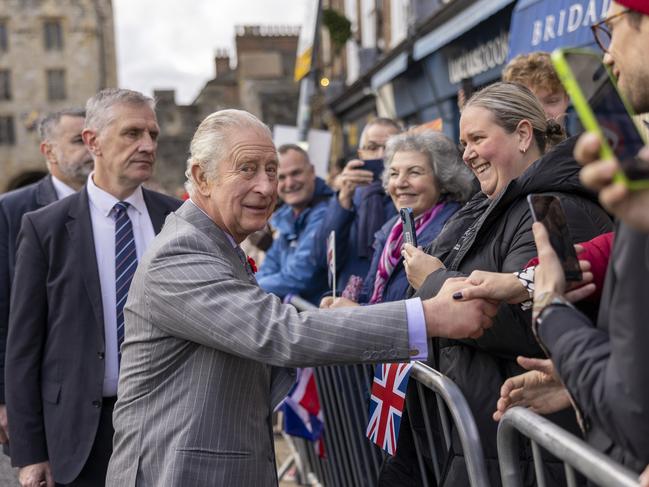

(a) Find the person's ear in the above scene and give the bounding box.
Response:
[191,164,211,196]
[39,141,56,165]
[516,119,534,153]
[82,128,101,157]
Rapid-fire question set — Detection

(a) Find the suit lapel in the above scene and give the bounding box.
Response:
[142,188,171,234]
[66,188,105,335]
[35,175,58,207]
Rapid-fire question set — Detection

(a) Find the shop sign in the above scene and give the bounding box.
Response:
[448,31,509,85]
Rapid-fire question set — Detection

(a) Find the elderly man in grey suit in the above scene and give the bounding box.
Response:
[106,109,498,486]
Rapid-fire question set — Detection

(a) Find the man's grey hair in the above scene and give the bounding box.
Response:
[383,131,475,203]
[38,108,86,141]
[184,109,272,197]
[359,117,402,148]
[84,88,156,133]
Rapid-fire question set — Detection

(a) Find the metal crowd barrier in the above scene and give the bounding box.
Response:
[497,407,640,487]
[284,296,490,486]
[410,361,490,487]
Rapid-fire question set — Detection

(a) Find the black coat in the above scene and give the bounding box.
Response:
[537,221,649,473]
[5,187,180,483]
[0,176,58,403]
[415,137,613,486]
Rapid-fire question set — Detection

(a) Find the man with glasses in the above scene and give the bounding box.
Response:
[513,0,649,477]
[314,118,402,293]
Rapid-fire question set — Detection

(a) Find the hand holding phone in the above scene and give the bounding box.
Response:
[527,194,582,282]
[551,48,649,190]
[400,207,417,248]
[360,158,385,182]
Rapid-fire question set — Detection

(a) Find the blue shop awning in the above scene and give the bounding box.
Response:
[413,0,516,61]
[507,0,610,60]
[371,52,408,90]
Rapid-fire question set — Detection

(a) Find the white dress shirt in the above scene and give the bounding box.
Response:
[87,174,155,396]
[51,175,76,200]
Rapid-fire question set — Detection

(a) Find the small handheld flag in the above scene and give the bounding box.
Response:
[366,362,413,455]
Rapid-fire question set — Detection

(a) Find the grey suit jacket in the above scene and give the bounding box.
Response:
[107,201,414,486]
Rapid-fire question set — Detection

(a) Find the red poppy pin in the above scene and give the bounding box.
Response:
[247,256,258,273]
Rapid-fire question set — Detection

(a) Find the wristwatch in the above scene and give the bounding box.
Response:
[532,291,574,337]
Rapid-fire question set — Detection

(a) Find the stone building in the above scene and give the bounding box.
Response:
[153,25,300,195]
[0,0,117,192]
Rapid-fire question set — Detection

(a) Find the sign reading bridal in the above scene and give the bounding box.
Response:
[508,0,611,60]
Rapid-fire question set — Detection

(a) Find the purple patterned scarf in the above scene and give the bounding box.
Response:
[369,202,446,304]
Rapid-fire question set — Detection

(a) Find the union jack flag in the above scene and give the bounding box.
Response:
[366,362,413,455]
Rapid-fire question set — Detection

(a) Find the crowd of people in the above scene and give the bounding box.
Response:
[0,0,647,486]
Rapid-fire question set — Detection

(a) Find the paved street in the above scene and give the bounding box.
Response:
[0,454,18,486]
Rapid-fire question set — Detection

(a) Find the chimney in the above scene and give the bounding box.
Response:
[215,49,231,77]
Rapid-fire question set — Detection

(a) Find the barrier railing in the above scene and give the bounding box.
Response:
[410,361,490,487]
[283,296,490,486]
[497,407,640,487]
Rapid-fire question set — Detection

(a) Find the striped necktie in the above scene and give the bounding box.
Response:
[113,201,137,361]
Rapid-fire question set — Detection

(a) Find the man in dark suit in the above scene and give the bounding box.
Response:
[5,89,180,487]
[0,108,92,445]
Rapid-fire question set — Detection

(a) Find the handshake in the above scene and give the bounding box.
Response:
[420,277,499,340]
[321,277,501,341]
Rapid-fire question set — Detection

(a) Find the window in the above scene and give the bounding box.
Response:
[0,116,15,145]
[43,19,63,50]
[0,70,9,99]
[0,20,7,52]
[46,69,65,100]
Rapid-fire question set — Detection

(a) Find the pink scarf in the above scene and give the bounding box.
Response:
[369,202,446,304]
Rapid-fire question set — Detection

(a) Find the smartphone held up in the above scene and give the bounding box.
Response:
[400,207,417,248]
[551,48,649,190]
[527,194,582,282]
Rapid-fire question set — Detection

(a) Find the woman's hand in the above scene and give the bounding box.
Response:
[319,296,359,309]
[453,260,594,305]
[402,243,445,290]
[493,356,570,421]
[452,270,529,304]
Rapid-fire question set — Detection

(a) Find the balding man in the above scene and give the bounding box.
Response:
[0,108,92,446]
[106,109,497,486]
[256,143,333,304]
[314,118,402,292]
[5,89,180,487]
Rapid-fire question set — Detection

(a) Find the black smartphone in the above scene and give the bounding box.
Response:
[552,49,649,189]
[527,194,582,282]
[400,207,417,248]
[360,158,384,182]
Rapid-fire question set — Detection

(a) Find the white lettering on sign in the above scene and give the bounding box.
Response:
[530,0,609,46]
[448,31,509,84]
[567,4,583,33]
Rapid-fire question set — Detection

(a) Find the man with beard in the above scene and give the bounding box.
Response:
[0,108,93,448]
[5,89,180,487]
[532,0,649,473]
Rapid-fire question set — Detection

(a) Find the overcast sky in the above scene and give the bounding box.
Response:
[113,0,307,105]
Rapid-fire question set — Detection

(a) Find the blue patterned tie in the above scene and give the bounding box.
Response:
[113,202,137,361]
